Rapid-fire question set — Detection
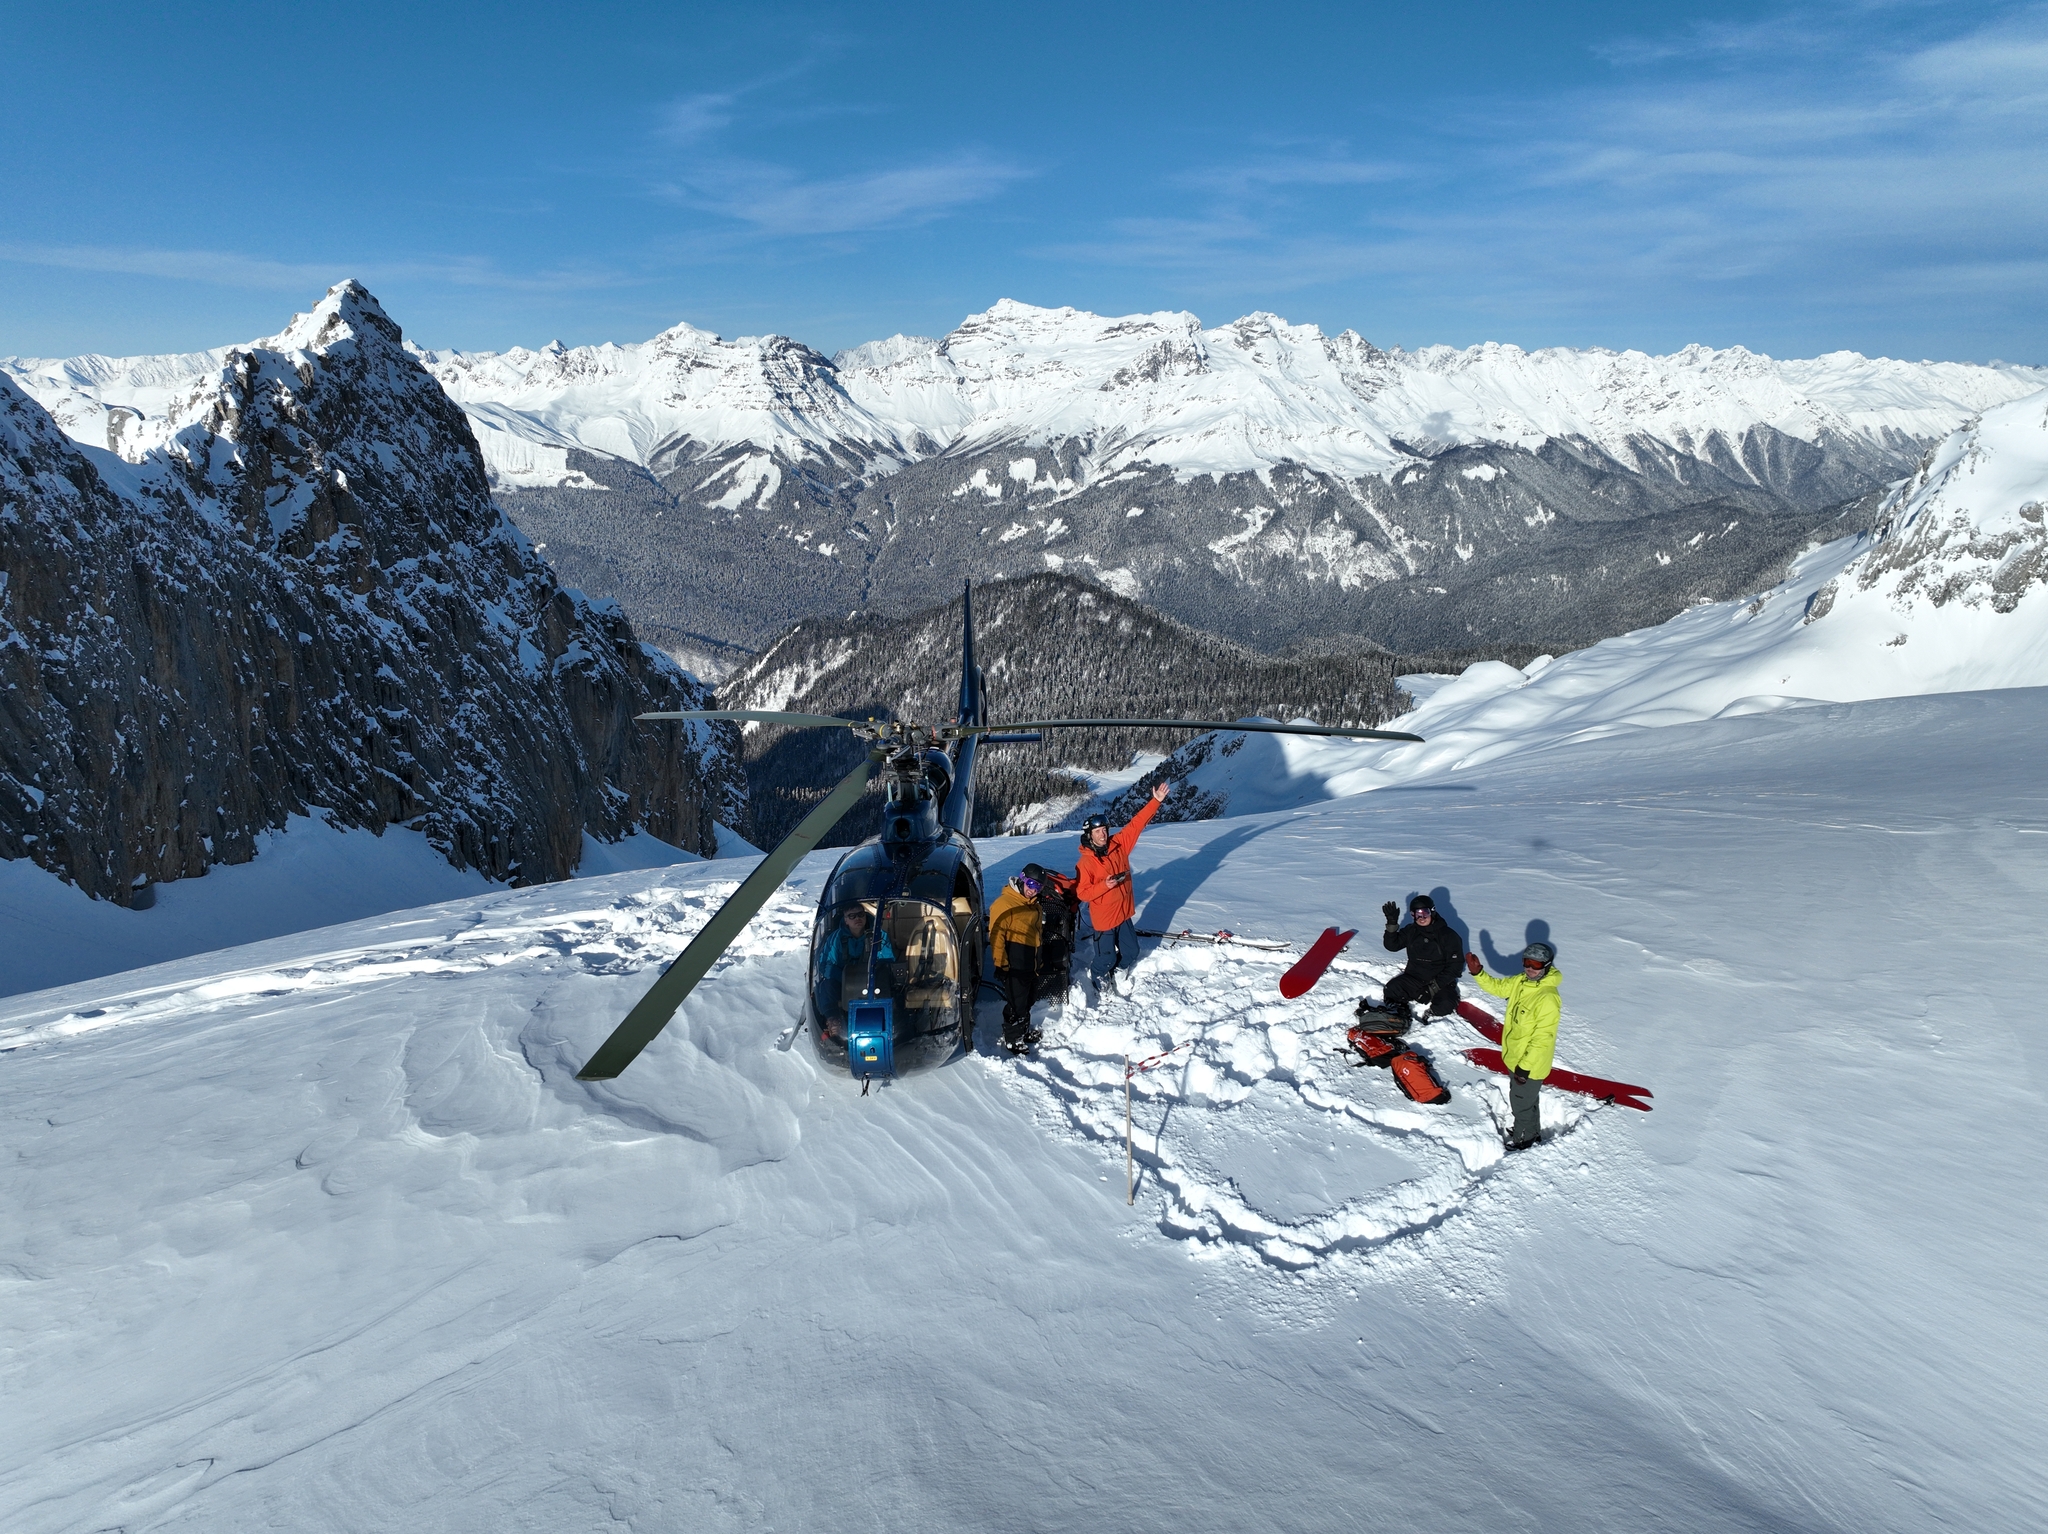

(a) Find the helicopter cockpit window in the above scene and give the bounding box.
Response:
[811,898,962,1043]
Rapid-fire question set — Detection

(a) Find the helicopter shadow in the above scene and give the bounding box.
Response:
[1133,820,1277,936]
[1477,918,1555,972]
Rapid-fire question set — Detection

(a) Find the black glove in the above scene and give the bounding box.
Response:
[1381,901,1400,926]
[1512,1067,1529,1082]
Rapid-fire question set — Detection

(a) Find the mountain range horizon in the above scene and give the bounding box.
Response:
[11,279,2045,672]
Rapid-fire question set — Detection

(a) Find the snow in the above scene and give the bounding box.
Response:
[4,371,2046,1530]
[0,818,755,999]
[14,304,2042,490]
[4,683,2043,1530]
[0,816,497,999]
[1129,394,2048,818]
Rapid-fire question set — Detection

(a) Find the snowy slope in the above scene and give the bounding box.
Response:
[5,403,2046,1524]
[4,685,2043,1532]
[12,301,2040,491]
[1093,390,2048,820]
[0,819,757,1000]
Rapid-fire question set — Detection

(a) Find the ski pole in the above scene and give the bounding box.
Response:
[1125,1055,1134,1206]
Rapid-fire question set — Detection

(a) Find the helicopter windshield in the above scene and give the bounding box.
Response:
[811,897,964,1046]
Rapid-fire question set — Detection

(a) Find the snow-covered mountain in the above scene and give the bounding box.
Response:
[443,306,2047,653]
[1079,389,2048,826]
[350,300,2048,491]
[13,300,2042,657]
[5,347,2044,1533]
[1,282,744,908]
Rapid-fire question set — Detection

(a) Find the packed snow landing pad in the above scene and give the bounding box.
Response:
[5,691,2046,1532]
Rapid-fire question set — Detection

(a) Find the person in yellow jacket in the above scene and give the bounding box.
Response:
[1465,941,1559,1150]
[988,871,1047,1054]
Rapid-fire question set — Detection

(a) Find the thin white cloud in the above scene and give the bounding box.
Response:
[1181,155,1405,198]
[1048,4,2048,340]
[659,91,738,145]
[0,242,340,291]
[0,242,623,295]
[661,152,1032,235]
[647,50,1033,237]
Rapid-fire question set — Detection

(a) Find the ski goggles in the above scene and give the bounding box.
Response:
[1016,877,1042,897]
[1522,957,1549,971]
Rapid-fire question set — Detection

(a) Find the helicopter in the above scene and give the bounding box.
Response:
[575,584,1426,1084]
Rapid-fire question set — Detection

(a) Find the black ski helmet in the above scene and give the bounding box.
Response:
[1408,894,1435,913]
[1081,814,1108,836]
[1521,941,1555,968]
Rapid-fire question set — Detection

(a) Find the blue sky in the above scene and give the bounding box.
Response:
[3,1,2042,363]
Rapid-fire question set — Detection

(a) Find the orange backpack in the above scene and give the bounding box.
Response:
[1389,1051,1450,1105]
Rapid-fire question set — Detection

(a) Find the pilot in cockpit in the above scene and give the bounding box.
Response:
[814,904,895,1035]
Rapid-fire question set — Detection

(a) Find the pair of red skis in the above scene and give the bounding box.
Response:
[1279,927,1653,1111]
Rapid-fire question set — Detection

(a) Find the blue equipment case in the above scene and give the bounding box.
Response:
[846,998,896,1077]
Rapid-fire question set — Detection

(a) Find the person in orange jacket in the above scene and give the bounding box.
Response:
[1075,779,1173,997]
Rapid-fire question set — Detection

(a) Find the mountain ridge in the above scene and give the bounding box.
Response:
[1,281,744,905]
[13,295,2042,663]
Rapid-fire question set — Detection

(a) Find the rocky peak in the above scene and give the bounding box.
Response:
[1,287,744,906]
[1848,390,2048,614]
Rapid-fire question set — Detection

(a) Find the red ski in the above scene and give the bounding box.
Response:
[1462,1047,1652,1111]
[1456,999,1503,1044]
[1280,926,1356,999]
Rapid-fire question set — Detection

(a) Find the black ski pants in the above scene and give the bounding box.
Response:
[999,950,1039,1032]
[1383,970,1458,1015]
[1509,1074,1542,1146]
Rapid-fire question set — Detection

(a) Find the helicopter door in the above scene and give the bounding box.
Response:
[878,898,963,1048]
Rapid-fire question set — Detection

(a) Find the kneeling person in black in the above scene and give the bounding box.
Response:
[1379,894,1465,1021]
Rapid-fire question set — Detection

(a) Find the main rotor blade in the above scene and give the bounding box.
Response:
[636,709,869,731]
[575,749,885,1081]
[948,718,1426,744]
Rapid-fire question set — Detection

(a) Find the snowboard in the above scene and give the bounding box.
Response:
[1462,1047,1652,1111]
[1279,926,1356,999]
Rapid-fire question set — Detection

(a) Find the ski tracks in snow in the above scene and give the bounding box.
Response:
[996,942,1610,1280]
[2,870,1626,1294]
[0,876,817,1058]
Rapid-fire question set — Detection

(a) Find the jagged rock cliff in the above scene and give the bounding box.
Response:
[0,282,742,905]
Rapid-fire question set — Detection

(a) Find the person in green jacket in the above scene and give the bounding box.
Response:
[1465,941,1560,1150]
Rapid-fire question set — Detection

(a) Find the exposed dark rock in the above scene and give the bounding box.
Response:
[0,283,742,906]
